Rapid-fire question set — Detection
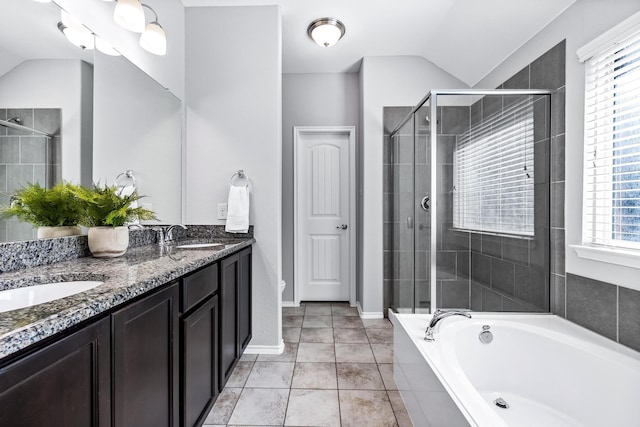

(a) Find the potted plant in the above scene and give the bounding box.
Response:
[75,184,156,258]
[1,182,84,238]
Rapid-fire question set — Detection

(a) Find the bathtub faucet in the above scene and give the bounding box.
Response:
[424,309,472,342]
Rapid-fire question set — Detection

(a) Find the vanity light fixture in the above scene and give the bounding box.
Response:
[32,0,53,3]
[114,0,145,33]
[95,36,121,56]
[139,4,166,55]
[307,17,345,47]
[58,10,94,50]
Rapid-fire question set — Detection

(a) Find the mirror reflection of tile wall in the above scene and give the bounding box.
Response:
[0,108,61,241]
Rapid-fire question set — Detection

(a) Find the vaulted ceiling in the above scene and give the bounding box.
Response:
[183,0,576,86]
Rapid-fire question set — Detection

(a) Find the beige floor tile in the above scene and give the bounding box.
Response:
[337,363,385,390]
[333,328,369,343]
[291,362,337,389]
[283,315,303,327]
[296,342,335,362]
[339,390,398,427]
[363,318,393,329]
[300,327,334,343]
[366,328,394,344]
[204,387,242,425]
[227,388,289,426]
[304,304,332,315]
[377,364,398,390]
[371,343,394,363]
[331,304,359,317]
[303,315,333,328]
[285,389,341,427]
[226,361,254,387]
[335,343,376,363]
[388,390,413,427]
[283,327,302,343]
[239,353,258,362]
[245,361,295,388]
[257,342,298,362]
[283,306,305,316]
[333,316,364,329]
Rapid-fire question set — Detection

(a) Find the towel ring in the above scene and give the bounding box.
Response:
[230,169,249,187]
[115,170,136,188]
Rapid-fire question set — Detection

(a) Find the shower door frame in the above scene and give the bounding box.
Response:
[389,89,554,314]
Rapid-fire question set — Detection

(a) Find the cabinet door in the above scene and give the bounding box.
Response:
[219,253,239,390]
[0,317,111,427]
[113,283,179,427]
[182,295,218,427]
[238,247,252,352]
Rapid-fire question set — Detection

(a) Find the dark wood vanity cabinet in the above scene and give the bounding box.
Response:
[0,244,252,427]
[112,283,180,427]
[0,316,111,427]
[219,247,252,390]
[180,264,219,427]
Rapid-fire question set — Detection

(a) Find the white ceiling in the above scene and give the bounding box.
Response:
[183,0,576,86]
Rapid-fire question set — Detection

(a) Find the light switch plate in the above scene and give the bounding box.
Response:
[217,203,228,220]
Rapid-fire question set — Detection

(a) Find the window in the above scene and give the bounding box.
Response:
[453,97,535,237]
[582,28,640,250]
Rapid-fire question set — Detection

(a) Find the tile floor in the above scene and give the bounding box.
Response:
[203,302,413,427]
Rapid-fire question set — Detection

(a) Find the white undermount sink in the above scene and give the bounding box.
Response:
[175,243,223,249]
[0,281,104,313]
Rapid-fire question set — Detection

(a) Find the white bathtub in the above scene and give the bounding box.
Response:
[391,312,640,427]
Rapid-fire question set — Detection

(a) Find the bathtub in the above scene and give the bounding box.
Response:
[390,312,640,427]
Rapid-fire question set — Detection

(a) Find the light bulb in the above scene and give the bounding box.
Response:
[140,22,166,55]
[114,0,145,33]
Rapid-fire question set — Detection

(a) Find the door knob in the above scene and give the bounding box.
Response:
[336,224,348,230]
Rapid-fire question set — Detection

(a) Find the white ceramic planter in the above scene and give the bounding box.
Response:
[37,226,82,239]
[87,226,129,258]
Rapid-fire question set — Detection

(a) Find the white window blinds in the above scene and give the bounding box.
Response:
[583,29,640,249]
[453,97,535,237]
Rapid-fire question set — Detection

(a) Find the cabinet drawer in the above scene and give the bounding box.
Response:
[182,263,218,313]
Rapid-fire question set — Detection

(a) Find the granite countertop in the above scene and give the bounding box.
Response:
[0,237,254,360]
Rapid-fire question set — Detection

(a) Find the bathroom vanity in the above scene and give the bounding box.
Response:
[0,237,253,427]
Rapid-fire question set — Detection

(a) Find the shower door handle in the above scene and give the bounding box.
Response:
[420,195,430,211]
[407,217,413,229]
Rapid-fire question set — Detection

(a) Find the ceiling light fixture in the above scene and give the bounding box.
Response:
[139,4,166,55]
[114,0,145,33]
[58,10,94,50]
[307,17,345,48]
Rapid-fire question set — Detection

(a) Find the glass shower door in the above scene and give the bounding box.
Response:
[414,103,431,313]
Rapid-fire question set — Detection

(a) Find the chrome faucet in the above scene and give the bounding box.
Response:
[424,309,472,342]
[153,224,187,245]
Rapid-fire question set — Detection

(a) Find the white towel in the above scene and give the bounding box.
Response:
[225,185,250,233]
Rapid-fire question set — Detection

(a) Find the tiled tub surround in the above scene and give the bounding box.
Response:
[392,312,640,427]
[0,234,254,359]
[0,224,253,273]
[0,108,62,242]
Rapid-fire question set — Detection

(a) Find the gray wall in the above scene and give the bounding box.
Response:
[281,73,359,302]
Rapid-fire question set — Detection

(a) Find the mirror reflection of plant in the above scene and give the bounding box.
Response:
[75,184,157,227]
[0,182,84,227]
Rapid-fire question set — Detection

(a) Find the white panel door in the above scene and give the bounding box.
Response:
[295,128,352,301]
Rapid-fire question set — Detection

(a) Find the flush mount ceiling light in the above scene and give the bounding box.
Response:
[58,10,94,50]
[307,17,345,47]
[114,0,145,33]
[139,4,166,55]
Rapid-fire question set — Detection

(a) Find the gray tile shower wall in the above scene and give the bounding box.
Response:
[0,108,62,242]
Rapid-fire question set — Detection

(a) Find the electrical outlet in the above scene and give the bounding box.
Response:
[217,203,228,220]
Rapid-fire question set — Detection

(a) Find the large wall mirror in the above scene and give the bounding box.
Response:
[0,0,182,243]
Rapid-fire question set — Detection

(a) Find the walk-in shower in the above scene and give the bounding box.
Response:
[385,90,552,314]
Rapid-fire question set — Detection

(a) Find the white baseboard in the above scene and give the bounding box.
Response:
[282,300,299,307]
[243,339,285,355]
[357,302,384,319]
